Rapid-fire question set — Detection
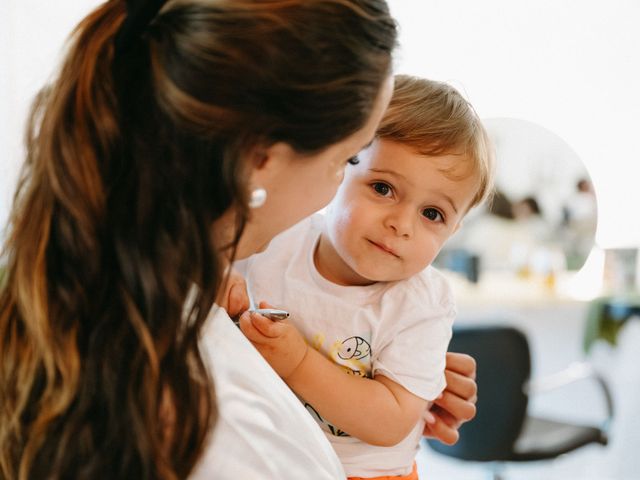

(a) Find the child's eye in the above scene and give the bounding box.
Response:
[422,207,444,223]
[347,155,360,165]
[372,182,392,197]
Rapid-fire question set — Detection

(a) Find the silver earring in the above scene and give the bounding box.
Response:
[249,187,267,209]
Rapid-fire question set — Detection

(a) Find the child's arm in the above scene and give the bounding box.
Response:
[239,309,429,446]
[291,346,429,446]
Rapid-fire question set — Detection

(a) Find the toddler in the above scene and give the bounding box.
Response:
[239,75,493,479]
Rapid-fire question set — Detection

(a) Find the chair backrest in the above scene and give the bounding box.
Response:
[428,325,531,461]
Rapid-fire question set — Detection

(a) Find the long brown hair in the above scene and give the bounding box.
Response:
[0,0,396,478]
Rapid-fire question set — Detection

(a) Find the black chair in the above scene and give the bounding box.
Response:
[427,325,613,479]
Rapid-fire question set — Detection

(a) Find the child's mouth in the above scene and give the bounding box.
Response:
[367,239,399,258]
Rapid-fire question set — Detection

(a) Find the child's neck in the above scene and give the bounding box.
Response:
[314,233,377,287]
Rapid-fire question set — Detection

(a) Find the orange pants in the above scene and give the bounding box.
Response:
[347,462,418,480]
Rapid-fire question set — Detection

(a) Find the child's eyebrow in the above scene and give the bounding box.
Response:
[442,194,459,214]
[427,192,459,214]
[369,167,406,181]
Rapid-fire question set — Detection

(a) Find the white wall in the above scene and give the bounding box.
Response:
[2,1,640,248]
[1,1,101,236]
[388,0,640,248]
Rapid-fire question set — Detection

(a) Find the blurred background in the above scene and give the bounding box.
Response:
[2,1,640,479]
[386,2,640,479]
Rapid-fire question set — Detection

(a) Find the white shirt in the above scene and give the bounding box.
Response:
[191,305,346,479]
[243,215,455,478]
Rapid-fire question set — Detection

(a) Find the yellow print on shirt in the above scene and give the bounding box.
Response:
[310,332,325,352]
[328,336,371,378]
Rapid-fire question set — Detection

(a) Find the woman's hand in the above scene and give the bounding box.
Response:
[423,352,478,445]
[238,302,308,379]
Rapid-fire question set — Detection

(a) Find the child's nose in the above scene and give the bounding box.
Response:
[384,206,413,238]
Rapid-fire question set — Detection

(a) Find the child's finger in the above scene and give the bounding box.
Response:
[250,311,286,338]
[238,311,268,343]
[258,300,276,310]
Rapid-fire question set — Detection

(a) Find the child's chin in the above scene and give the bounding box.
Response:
[355,267,399,284]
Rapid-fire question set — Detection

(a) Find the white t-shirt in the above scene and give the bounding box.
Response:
[191,305,346,479]
[242,215,455,478]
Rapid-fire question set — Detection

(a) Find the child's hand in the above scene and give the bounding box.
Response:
[238,302,308,379]
[216,268,251,318]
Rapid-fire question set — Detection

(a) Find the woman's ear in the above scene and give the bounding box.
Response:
[250,146,270,170]
[247,142,296,187]
[251,142,296,169]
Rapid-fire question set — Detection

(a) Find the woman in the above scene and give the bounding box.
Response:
[0,0,476,478]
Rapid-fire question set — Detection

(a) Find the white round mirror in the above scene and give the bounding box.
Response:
[440,117,597,280]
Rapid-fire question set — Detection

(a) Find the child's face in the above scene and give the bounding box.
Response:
[320,138,479,285]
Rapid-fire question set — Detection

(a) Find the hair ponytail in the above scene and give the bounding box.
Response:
[1,2,216,478]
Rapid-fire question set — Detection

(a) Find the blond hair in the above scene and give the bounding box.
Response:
[377,74,494,210]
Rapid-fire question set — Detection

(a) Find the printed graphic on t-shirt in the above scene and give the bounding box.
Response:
[337,336,371,360]
[305,335,372,437]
